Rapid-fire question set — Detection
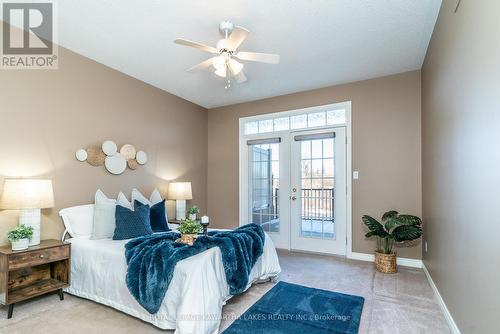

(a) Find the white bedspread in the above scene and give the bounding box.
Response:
[65,232,281,334]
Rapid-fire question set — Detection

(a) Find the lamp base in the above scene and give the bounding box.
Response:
[175,200,187,221]
[19,208,41,246]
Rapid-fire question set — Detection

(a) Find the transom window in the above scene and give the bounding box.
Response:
[244,109,346,135]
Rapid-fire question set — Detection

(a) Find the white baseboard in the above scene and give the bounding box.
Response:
[348,252,423,268]
[422,263,461,334]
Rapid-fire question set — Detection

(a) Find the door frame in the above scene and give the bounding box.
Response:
[238,101,352,257]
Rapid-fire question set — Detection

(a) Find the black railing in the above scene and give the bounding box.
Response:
[301,188,334,221]
[253,188,334,222]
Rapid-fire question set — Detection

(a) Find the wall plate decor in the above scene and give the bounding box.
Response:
[86,146,106,166]
[102,140,118,156]
[76,141,147,175]
[127,159,138,170]
[75,149,87,162]
[105,154,127,175]
[120,144,136,160]
[136,151,148,165]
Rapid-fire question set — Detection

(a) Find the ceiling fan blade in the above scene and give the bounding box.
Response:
[187,57,216,72]
[174,38,218,54]
[233,70,247,83]
[225,26,249,51]
[235,51,280,64]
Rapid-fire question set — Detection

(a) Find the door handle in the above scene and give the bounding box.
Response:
[291,196,297,201]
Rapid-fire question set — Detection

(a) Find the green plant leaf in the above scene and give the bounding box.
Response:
[397,215,422,226]
[382,210,398,222]
[384,217,401,232]
[362,215,388,238]
[392,225,422,242]
[385,214,422,232]
[7,224,34,241]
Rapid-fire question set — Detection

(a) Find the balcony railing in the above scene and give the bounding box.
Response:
[300,188,334,221]
[253,188,334,221]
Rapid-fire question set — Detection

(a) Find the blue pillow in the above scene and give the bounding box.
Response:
[113,201,153,240]
[148,199,170,232]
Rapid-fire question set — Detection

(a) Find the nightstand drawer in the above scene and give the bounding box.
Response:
[8,246,70,270]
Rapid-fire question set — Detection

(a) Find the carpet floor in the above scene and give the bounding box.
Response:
[0,250,450,334]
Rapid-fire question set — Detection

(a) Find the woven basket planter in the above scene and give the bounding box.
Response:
[374,251,397,273]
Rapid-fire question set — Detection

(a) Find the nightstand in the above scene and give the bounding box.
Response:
[0,239,70,319]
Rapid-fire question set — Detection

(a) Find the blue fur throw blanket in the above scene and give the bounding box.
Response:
[124,223,265,314]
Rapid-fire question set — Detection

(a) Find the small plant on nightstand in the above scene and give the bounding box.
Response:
[187,205,200,220]
[7,224,34,251]
[362,211,422,273]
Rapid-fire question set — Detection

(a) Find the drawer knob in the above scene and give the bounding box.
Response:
[39,254,45,258]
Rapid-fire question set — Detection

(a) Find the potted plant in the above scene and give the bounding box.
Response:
[187,205,199,220]
[7,225,34,251]
[362,210,422,273]
[178,219,202,245]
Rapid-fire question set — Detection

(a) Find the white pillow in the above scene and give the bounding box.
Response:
[59,204,95,237]
[91,189,116,240]
[117,192,132,210]
[132,188,163,206]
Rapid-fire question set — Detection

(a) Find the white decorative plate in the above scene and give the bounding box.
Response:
[102,140,118,156]
[75,149,87,162]
[136,150,148,165]
[104,154,127,175]
[120,144,136,160]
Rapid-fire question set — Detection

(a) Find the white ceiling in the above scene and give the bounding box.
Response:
[54,0,441,108]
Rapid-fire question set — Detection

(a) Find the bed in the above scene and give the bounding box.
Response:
[64,231,281,334]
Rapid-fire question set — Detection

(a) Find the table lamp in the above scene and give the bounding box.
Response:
[0,179,54,246]
[168,182,192,221]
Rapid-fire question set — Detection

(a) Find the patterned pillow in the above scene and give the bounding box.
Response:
[113,201,153,240]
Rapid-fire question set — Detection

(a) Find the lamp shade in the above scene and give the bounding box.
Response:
[168,182,192,200]
[0,179,54,209]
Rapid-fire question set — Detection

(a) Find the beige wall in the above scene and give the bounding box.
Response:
[0,38,208,245]
[421,1,500,332]
[208,70,422,259]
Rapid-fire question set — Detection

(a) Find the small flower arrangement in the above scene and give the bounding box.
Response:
[7,224,34,241]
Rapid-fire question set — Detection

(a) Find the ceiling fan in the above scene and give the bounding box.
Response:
[174,21,280,88]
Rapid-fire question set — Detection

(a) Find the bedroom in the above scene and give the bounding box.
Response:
[0,0,497,333]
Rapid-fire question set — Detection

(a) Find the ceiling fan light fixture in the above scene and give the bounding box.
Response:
[214,67,227,78]
[213,55,227,71]
[229,59,244,75]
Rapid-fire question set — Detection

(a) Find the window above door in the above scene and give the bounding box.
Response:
[243,108,346,135]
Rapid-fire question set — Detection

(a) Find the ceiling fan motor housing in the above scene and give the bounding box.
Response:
[219,21,235,38]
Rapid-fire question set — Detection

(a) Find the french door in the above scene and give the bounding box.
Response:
[290,128,346,254]
[245,137,290,249]
[243,126,347,255]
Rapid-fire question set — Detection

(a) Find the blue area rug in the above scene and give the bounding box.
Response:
[222,281,364,334]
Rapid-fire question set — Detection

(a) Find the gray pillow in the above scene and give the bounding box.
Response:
[90,189,116,239]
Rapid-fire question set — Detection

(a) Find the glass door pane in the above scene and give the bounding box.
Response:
[248,143,280,233]
[299,138,335,239]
